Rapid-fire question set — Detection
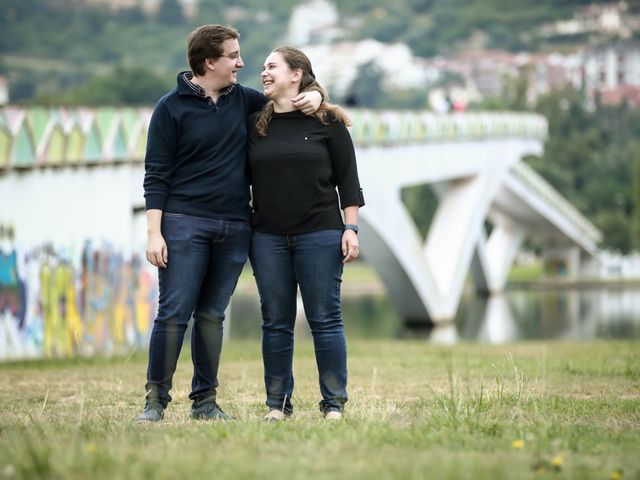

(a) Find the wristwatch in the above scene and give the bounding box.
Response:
[344,224,359,234]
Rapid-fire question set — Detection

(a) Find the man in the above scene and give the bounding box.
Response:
[136,25,322,422]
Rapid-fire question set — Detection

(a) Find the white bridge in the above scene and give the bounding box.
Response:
[349,111,600,324]
[0,107,601,347]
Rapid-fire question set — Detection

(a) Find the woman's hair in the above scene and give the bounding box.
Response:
[255,46,351,137]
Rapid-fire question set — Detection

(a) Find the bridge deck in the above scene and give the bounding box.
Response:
[1,107,546,169]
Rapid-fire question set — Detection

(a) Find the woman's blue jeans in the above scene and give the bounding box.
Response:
[145,213,251,408]
[250,229,348,415]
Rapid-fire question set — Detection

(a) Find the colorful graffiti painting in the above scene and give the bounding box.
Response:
[0,233,157,360]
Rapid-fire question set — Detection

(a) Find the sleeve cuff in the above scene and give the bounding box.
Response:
[145,194,166,211]
[340,188,365,208]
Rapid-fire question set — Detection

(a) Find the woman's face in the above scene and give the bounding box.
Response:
[261,51,299,98]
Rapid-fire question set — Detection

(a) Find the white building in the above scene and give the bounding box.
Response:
[538,1,635,39]
[285,0,342,45]
[579,41,640,92]
[301,39,431,98]
[284,0,431,98]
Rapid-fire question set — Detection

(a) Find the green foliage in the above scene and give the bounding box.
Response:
[633,154,640,250]
[336,0,598,57]
[357,6,412,44]
[347,61,383,107]
[531,88,640,252]
[401,184,439,240]
[156,0,184,25]
[35,66,174,106]
[474,80,639,253]
[475,71,531,111]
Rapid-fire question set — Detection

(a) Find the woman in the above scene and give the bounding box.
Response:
[247,46,364,421]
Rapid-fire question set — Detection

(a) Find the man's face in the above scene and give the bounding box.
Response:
[212,38,244,86]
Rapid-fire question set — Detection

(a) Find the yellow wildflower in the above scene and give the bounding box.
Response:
[611,469,623,480]
[84,443,97,454]
[512,439,525,449]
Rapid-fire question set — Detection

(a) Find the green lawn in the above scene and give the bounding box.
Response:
[0,340,638,479]
[508,263,544,282]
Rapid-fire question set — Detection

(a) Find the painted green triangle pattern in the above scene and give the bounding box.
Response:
[112,126,128,160]
[0,111,9,168]
[27,108,50,158]
[83,125,102,163]
[12,124,35,166]
[45,126,66,164]
[0,107,549,169]
[120,108,140,146]
[66,127,84,164]
[0,128,9,168]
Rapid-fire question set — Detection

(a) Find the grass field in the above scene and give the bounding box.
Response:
[0,340,638,479]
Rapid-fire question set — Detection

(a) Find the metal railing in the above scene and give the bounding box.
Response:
[510,162,601,245]
[348,109,547,146]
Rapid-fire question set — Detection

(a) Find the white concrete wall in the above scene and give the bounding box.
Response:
[0,164,156,360]
[1,164,144,257]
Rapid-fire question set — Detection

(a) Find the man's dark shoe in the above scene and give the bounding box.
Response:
[134,402,164,423]
[190,401,235,421]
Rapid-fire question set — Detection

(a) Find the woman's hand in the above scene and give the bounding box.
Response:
[146,232,168,268]
[342,230,359,264]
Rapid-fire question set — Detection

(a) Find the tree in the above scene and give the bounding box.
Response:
[36,67,173,106]
[634,153,640,250]
[156,0,183,25]
[401,185,438,240]
[347,61,383,108]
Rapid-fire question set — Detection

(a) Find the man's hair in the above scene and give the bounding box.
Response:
[187,24,240,76]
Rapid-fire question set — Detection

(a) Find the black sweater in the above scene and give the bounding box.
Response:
[247,110,365,235]
[144,72,266,221]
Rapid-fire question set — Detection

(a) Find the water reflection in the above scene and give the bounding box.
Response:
[229,286,640,343]
[478,295,519,343]
[451,287,640,343]
[425,324,459,345]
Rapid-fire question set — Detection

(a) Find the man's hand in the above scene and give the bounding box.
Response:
[342,230,359,264]
[292,90,322,115]
[146,232,168,268]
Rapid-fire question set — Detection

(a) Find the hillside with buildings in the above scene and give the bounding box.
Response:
[2,0,640,108]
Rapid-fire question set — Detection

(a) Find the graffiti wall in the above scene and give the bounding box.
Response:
[0,226,157,360]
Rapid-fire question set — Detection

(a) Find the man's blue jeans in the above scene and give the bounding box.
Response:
[145,213,251,408]
[250,229,348,415]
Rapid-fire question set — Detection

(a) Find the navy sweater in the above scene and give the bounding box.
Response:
[144,72,267,221]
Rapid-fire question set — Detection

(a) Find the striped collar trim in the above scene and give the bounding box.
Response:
[182,72,235,97]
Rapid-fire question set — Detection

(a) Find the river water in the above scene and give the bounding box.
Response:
[229,286,640,344]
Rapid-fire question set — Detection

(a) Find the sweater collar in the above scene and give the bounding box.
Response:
[177,71,236,98]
